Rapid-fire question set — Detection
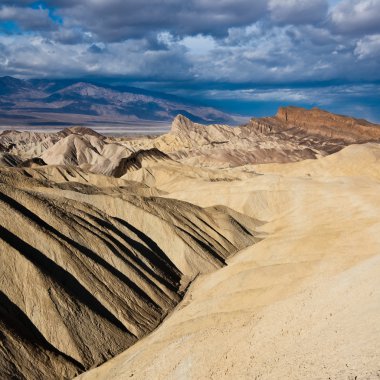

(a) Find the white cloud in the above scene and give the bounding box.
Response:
[330,0,380,35]
[354,34,380,59]
[0,35,191,79]
[181,35,216,56]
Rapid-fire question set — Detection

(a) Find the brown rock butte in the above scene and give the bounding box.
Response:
[272,106,380,142]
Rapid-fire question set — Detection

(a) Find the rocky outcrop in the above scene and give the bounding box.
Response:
[101,109,380,169]
[144,112,340,166]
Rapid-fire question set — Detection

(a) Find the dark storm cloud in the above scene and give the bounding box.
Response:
[0,5,56,31]
[50,0,267,42]
[50,27,93,45]
[39,0,344,44]
[0,0,379,100]
[269,0,329,25]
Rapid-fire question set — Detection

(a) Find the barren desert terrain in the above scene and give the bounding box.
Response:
[1,107,380,379]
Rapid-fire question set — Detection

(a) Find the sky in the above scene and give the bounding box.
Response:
[0,0,379,121]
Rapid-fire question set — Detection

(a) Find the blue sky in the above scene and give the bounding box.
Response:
[0,0,379,121]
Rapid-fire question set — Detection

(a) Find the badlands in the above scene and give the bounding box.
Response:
[1,106,380,379]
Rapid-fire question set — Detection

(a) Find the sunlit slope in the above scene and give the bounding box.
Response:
[79,143,380,380]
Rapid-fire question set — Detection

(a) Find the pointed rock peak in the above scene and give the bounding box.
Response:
[171,114,196,133]
[60,126,104,138]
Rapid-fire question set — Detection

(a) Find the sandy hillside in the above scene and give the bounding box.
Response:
[0,166,258,380]
[78,143,380,380]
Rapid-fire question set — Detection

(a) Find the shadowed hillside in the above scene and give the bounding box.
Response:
[0,166,259,379]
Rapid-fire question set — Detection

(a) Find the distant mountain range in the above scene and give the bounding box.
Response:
[0,76,233,131]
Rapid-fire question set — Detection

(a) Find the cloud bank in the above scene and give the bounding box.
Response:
[0,0,379,120]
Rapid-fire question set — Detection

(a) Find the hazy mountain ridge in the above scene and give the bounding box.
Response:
[0,76,233,128]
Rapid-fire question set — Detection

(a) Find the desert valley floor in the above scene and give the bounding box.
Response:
[1,107,380,379]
